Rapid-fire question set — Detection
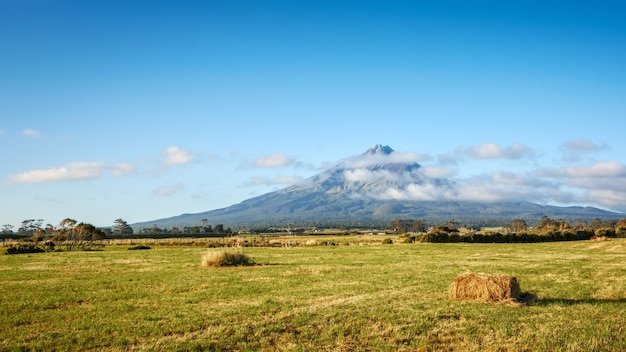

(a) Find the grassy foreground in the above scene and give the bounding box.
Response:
[1,238,625,351]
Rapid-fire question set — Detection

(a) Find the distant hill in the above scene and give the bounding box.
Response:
[132,144,623,229]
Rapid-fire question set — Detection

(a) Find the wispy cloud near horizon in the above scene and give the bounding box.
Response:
[153,183,185,196]
[559,139,608,162]
[254,154,294,168]
[461,143,533,160]
[22,129,42,139]
[247,175,304,187]
[560,139,607,153]
[162,146,193,165]
[9,162,106,183]
[112,163,134,176]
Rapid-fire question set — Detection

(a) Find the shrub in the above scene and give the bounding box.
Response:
[5,244,45,255]
[128,245,151,250]
[43,241,56,251]
[595,228,616,238]
[382,238,393,244]
[201,250,252,267]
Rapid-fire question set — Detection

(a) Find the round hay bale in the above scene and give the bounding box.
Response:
[449,273,520,303]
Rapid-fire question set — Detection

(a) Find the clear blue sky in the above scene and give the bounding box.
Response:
[2,0,625,228]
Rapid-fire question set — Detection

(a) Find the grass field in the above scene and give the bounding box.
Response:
[1,237,625,351]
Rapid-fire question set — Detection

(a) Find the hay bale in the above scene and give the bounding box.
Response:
[201,250,251,267]
[449,273,520,303]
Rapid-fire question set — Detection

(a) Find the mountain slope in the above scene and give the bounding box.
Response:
[132,144,623,229]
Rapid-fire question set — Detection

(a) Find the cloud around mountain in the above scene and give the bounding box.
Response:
[133,144,623,229]
[298,144,626,212]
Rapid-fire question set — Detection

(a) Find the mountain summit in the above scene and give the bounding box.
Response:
[366,144,394,155]
[284,144,449,200]
[133,145,622,229]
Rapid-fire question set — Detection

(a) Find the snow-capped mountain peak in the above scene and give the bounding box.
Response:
[365,144,394,155]
[288,145,451,200]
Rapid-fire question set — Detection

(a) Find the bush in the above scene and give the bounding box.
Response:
[128,245,151,250]
[595,228,616,238]
[5,244,45,255]
[382,238,393,244]
[201,250,252,267]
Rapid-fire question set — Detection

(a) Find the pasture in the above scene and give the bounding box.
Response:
[1,237,625,351]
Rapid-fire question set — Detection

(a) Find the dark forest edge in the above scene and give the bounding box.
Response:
[2,215,626,254]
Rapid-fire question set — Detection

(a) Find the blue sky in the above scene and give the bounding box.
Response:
[1,0,625,228]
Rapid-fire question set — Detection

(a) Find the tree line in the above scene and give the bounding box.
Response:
[133,221,232,237]
[1,217,235,253]
[391,215,626,243]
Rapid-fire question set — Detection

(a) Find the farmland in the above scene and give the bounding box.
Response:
[1,237,625,351]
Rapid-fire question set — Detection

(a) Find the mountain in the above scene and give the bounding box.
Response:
[132,144,623,229]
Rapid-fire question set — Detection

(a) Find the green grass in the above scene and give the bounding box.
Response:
[1,238,625,351]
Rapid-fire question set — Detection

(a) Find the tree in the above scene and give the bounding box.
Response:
[510,219,527,233]
[589,218,603,230]
[59,218,77,230]
[55,218,105,250]
[445,219,459,230]
[18,219,43,235]
[615,218,626,236]
[112,218,133,235]
[54,218,77,241]
[389,219,427,233]
[573,220,587,230]
[75,223,106,241]
[1,224,14,234]
[537,216,558,231]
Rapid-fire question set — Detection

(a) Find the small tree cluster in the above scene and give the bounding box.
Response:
[136,221,231,237]
[53,218,107,250]
[112,218,134,235]
[3,217,110,253]
[388,219,427,233]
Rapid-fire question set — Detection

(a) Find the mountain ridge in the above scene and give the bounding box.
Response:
[132,144,623,229]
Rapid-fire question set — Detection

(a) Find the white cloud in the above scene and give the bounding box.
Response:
[560,139,606,153]
[248,176,304,186]
[22,129,42,139]
[455,184,512,202]
[454,177,544,203]
[586,189,626,209]
[353,166,563,204]
[337,148,626,211]
[566,176,626,193]
[462,143,533,159]
[112,163,134,176]
[9,161,105,183]
[541,161,626,178]
[420,166,455,178]
[341,151,430,169]
[377,183,453,201]
[344,167,430,185]
[344,169,386,183]
[153,183,185,196]
[162,146,193,165]
[559,139,608,162]
[255,154,293,168]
